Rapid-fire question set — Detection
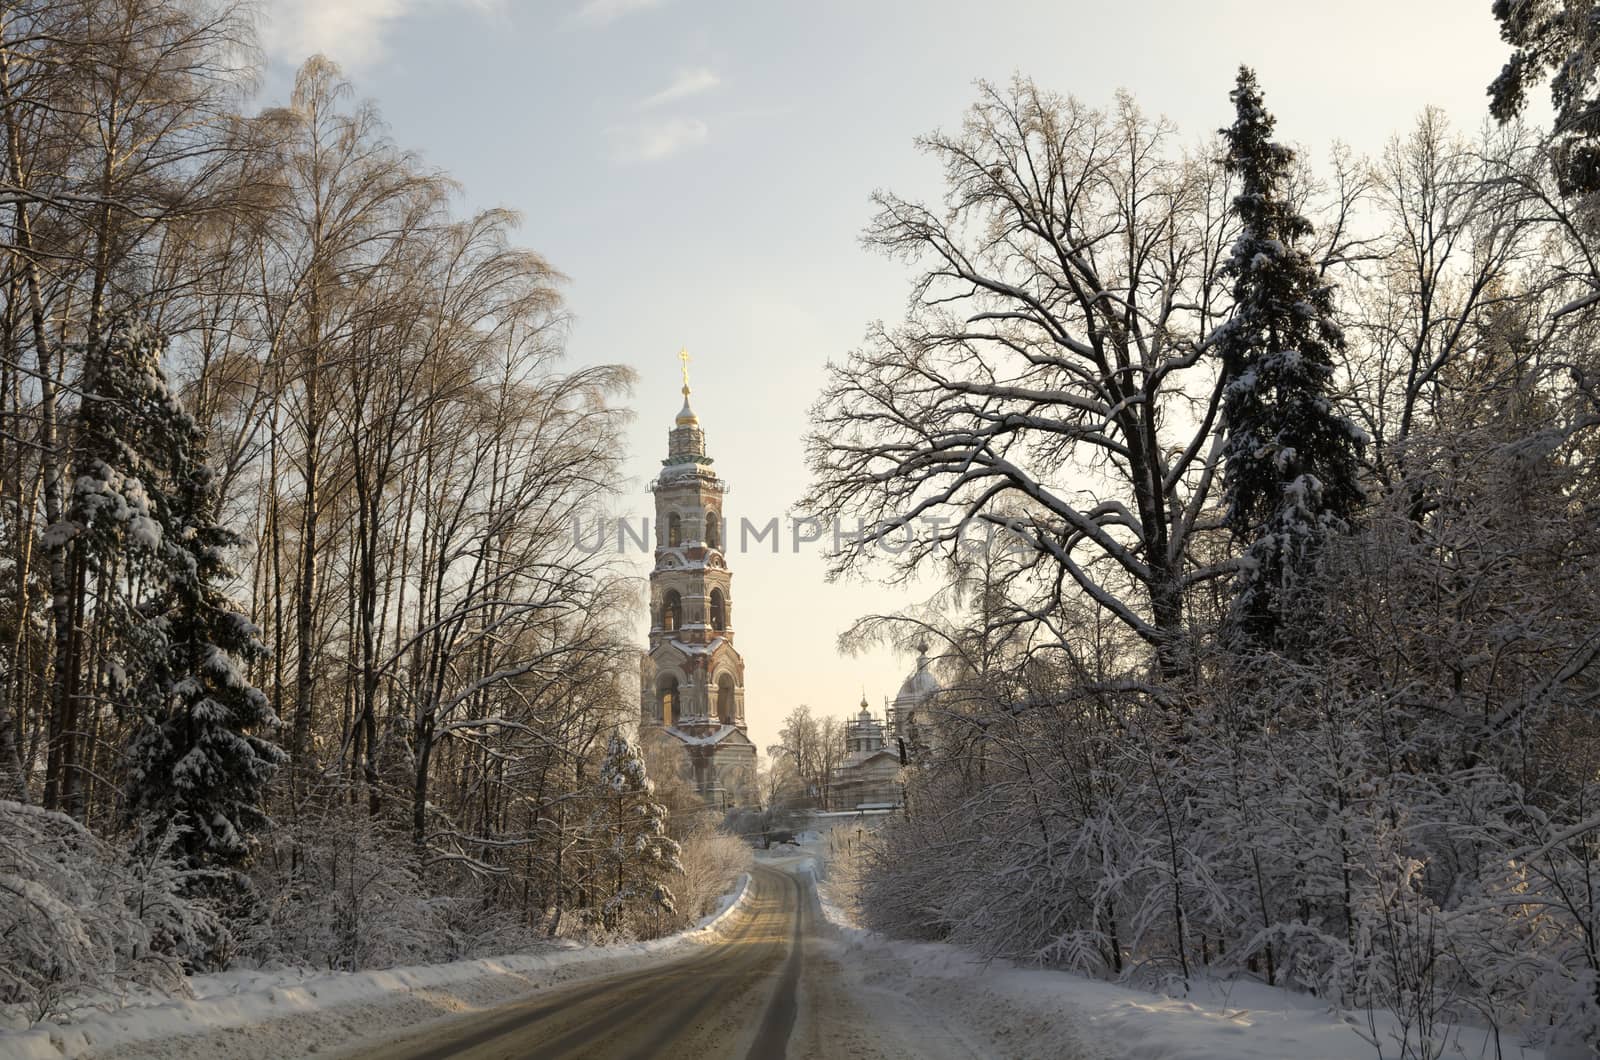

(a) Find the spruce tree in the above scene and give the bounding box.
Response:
[42,317,178,815]
[1217,68,1364,649]
[1489,0,1600,198]
[591,733,681,932]
[123,441,286,871]
[65,317,285,870]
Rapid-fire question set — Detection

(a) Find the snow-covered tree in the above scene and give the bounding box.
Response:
[123,492,285,868]
[41,318,178,813]
[1489,0,1600,197]
[1216,68,1364,648]
[0,16,641,994]
[803,79,1242,681]
[58,317,284,870]
[118,323,284,870]
[770,704,844,810]
[589,733,681,933]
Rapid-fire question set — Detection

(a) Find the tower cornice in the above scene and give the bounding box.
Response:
[649,469,728,493]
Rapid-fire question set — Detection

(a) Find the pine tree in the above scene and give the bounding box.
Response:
[64,317,285,870]
[590,733,681,933]
[1216,67,1365,649]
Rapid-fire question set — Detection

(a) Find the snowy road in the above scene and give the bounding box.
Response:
[2,852,1411,1060]
[336,863,995,1060]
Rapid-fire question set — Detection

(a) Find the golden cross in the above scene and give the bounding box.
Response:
[678,347,691,392]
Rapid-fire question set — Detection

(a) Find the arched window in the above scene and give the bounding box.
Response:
[716,674,735,724]
[667,513,682,547]
[705,511,720,548]
[709,588,726,631]
[661,590,682,632]
[659,676,679,726]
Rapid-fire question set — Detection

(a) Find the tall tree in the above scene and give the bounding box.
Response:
[43,318,176,814]
[44,315,282,866]
[105,317,286,871]
[1215,68,1363,648]
[3,0,258,815]
[771,704,842,809]
[0,5,647,990]
[266,56,443,789]
[803,80,1239,682]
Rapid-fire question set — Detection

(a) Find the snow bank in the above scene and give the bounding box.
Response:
[0,874,752,1060]
[695,871,750,930]
[793,838,1547,1060]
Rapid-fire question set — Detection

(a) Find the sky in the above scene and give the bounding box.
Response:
[252,0,1512,756]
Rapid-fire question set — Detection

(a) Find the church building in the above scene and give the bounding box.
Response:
[829,643,940,811]
[638,357,757,806]
[831,697,904,811]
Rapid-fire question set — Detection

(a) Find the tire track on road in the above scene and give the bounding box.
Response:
[745,868,804,1060]
[345,866,794,1060]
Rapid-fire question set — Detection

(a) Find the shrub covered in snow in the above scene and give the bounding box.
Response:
[0,800,223,1022]
[669,826,753,932]
[239,806,542,972]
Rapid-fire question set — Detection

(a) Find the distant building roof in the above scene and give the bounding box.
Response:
[840,746,899,769]
[663,723,750,747]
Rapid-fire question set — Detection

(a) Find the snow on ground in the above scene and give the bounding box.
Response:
[0,874,750,1060]
[781,836,1547,1060]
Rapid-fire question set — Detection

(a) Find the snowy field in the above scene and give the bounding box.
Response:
[0,875,750,1060]
[785,834,1554,1060]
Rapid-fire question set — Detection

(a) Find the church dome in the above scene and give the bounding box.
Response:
[893,642,939,706]
[663,392,709,472]
[676,392,698,426]
[660,349,711,475]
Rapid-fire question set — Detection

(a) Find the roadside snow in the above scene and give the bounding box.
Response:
[0,874,751,1060]
[698,870,749,926]
[784,839,1548,1060]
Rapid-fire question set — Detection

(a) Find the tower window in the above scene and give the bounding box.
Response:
[709,588,726,631]
[716,674,735,724]
[667,513,682,547]
[706,511,720,548]
[659,676,679,725]
[661,590,682,632]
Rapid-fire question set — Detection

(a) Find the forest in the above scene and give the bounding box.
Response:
[803,8,1600,1058]
[0,0,748,1019]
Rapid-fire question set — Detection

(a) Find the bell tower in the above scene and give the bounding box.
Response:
[639,351,755,806]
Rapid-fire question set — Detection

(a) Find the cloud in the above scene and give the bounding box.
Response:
[610,117,708,162]
[262,0,500,70]
[640,67,719,109]
[572,0,662,27]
